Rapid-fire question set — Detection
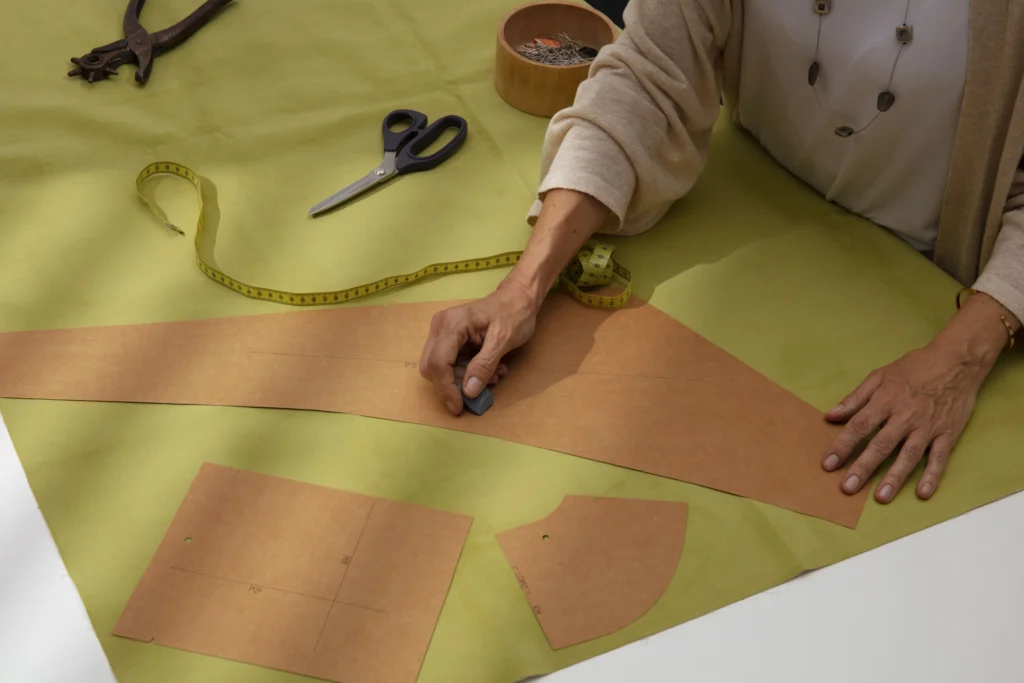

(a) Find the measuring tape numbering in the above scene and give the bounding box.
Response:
[135,161,633,310]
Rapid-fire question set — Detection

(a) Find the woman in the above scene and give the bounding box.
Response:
[419,0,1024,505]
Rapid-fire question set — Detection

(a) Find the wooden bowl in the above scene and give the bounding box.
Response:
[495,1,619,117]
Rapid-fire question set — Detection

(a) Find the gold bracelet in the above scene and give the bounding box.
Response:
[956,287,1016,350]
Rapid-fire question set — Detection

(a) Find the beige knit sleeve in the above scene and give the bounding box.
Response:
[525,0,735,236]
[973,165,1024,324]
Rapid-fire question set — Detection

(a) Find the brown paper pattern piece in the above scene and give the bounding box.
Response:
[112,463,473,683]
[0,294,867,527]
[496,496,688,649]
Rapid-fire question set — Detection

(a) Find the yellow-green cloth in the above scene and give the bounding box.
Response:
[1,1,1023,682]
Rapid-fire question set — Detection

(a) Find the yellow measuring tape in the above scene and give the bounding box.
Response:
[136,161,633,309]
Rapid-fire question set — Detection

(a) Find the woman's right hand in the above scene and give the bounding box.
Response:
[418,188,612,414]
[418,278,542,415]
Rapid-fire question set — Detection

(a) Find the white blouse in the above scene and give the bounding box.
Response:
[736,0,970,251]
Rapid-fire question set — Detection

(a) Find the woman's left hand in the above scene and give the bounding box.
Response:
[822,291,1015,504]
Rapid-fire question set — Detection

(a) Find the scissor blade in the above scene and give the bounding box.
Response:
[308,167,392,217]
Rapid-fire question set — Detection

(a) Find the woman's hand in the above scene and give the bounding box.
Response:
[823,291,1017,503]
[419,279,540,415]
[418,188,611,415]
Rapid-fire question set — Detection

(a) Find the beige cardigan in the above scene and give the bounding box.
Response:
[528,0,1024,321]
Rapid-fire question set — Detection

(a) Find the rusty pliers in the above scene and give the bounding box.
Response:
[69,0,235,85]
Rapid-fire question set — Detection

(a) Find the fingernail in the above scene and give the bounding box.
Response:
[842,474,861,493]
[878,484,893,502]
[920,481,934,498]
[446,400,460,414]
[823,453,840,471]
[827,403,844,415]
[465,377,483,397]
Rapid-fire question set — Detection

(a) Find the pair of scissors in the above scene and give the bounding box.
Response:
[308,109,469,217]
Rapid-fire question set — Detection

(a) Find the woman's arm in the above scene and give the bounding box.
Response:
[823,161,1024,504]
[419,0,735,413]
[971,164,1024,331]
[506,189,613,310]
[910,164,1024,378]
[527,0,735,237]
[508,0,736,302]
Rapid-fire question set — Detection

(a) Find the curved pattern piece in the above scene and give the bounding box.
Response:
[496,495,688,649]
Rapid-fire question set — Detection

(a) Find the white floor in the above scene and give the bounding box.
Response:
[0,412,117,683]
[2,410,1022,683]
[542,493,1024,683]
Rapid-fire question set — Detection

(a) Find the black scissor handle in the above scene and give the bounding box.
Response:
[382,109,430,153]
[395,115,468,173]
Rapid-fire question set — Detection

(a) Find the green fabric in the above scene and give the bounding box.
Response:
[2,1,1023,682]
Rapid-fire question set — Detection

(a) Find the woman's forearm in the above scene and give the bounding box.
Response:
[503,189,612,310]
[934,290,1020,373]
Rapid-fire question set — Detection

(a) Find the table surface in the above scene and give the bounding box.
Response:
[4,2,1024,681]
[3,412,1022,683]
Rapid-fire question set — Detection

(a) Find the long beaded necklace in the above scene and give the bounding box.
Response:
[808,0,914,138]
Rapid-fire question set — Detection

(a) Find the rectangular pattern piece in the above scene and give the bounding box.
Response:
[112,463,473,683]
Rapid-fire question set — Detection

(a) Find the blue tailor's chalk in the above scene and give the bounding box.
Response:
[457,382,494,416]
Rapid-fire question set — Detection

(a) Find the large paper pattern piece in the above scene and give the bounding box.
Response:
[0,294,866,526]
[496,496,688,649]
[112,463,473,683]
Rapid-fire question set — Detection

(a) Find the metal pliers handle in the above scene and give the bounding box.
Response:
[69,0,235,85]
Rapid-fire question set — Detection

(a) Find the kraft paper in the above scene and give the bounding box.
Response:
[113,462,472,683]
[0,293,866,527]
[497,496,688,649]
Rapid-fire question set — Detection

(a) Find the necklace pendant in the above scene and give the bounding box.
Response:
[813,0,831,15]
[808,61,820,86]
[877,91,896,112]
[896,24,913,44]
[834,126,854,138]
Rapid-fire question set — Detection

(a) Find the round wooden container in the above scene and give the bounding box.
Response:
[495,1,619,117]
